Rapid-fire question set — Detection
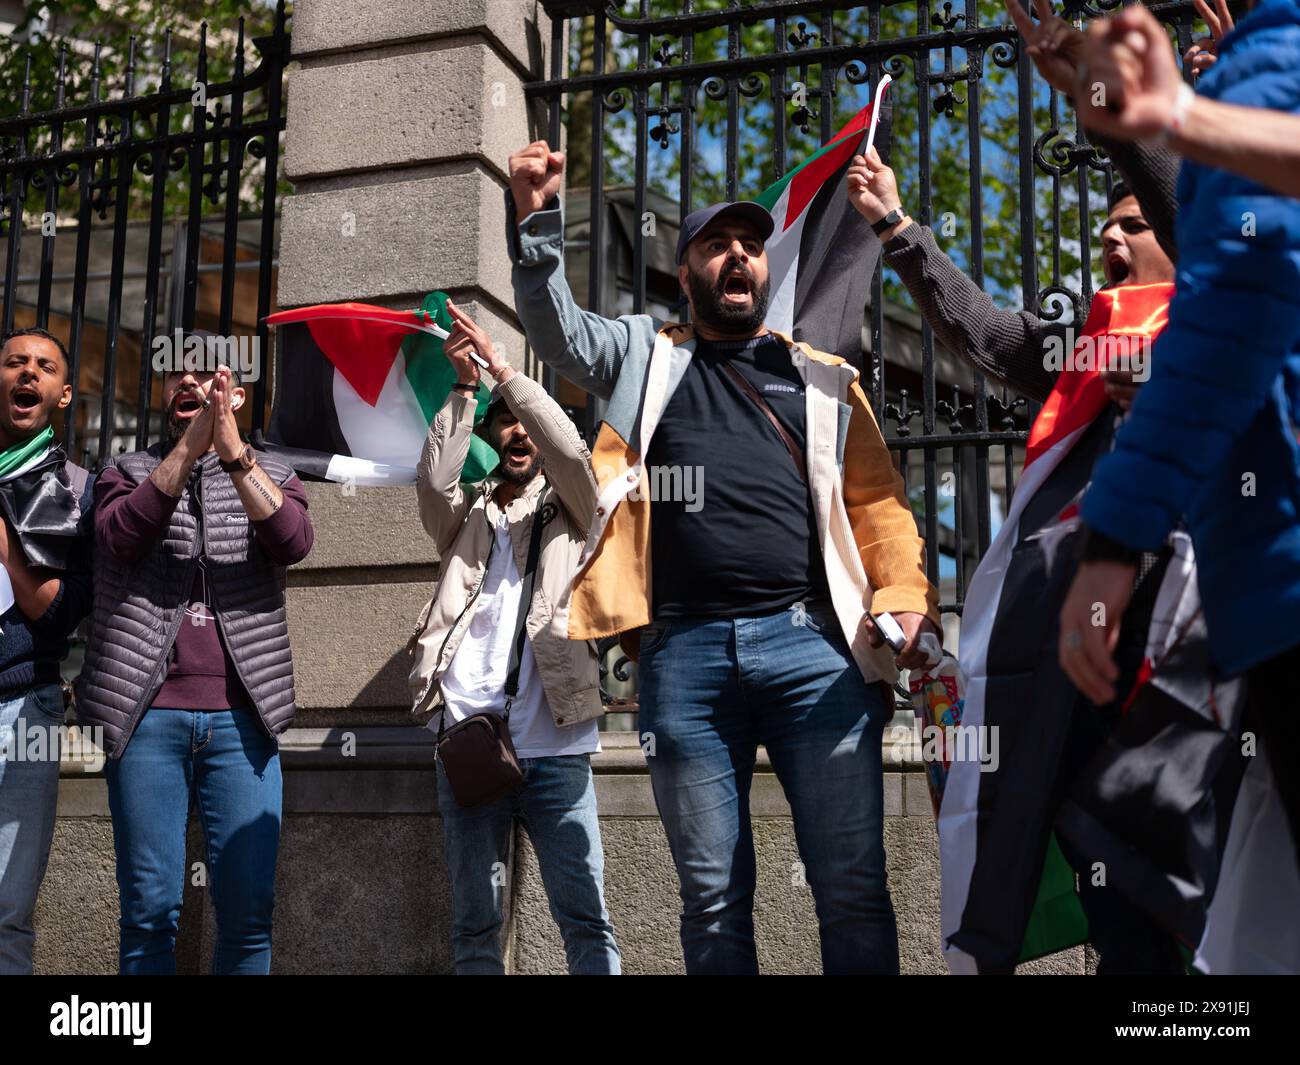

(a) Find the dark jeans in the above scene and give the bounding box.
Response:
[638,600,897,975]
[105,708,281,975]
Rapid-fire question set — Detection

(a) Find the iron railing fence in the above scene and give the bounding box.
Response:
[528,0,1206,625]
[0,0,289,469]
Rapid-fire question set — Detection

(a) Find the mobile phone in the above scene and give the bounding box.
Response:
[868,611,907,653]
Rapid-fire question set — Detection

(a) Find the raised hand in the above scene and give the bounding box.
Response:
[444,299,510,386]
[846,145,902,224]
[180,381,216,460]
[210,367,244,463]
[1075,5,1184,142]
[1184,0,1234,78]
[507,140,565,221]
[1006,0,1087,96]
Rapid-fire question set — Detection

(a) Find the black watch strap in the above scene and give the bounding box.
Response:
[220,444,254,474]
[871,208,904,236]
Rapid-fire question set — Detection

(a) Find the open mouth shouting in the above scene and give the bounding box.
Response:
[503,439,535,470]
[719,269,754,306]
[171,389,207,421]
[9,383,43,421]
[1105,251,1130,285]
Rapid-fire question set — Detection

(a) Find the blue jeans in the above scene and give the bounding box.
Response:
[638,602,898,974]
[436,753,620,974]
[105,708,281,975]
[0,683,64,975]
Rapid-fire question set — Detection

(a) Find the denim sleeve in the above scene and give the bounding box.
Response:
[506,190,659,402]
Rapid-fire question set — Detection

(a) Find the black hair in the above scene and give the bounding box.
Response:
[0,326,71,378]
[1107,180,1134,212]
[475,396,511,445]
[163,329,243,384]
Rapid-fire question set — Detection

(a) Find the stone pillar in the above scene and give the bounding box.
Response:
[248,0,555,971]
[276,0,553,734]
[279,0,551,364]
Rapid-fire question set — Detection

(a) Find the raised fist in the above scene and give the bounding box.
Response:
[508,140,566,221]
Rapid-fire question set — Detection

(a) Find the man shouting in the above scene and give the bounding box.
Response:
[77,336,313,974]
[0,327,94,974]
[505,140,939,974]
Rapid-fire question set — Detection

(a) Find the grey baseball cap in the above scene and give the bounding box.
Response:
[675,201,775,264]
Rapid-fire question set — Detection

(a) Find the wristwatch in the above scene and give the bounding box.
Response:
[220,443,256,474]
[871,207,905,236]
[451,382,477,395]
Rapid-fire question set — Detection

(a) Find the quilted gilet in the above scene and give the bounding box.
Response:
[75,445,300,758]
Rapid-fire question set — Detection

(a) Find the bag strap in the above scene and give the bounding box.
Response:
[719,361,807,485]
[435,482,553,746]
[503,482,552,716]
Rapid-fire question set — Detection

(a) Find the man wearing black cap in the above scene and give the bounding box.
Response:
[506,140,940,974]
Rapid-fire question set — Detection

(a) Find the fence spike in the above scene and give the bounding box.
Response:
[125,36,136,98]
[55,43,67,109]
[91,42,102,103]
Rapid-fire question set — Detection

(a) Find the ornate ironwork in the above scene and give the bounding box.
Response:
[0,2,290,468]
[532,1,1201,704]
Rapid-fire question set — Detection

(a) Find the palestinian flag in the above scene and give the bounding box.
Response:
[1194,738,1300,973]
[938,282,1175,973]
[1056,529,1250,958]
[756,94,891,363]
[263,291,498,485]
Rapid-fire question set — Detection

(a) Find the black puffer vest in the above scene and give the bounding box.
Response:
[75,444,300,758]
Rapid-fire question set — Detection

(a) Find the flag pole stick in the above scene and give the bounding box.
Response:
[418,313,490,368]
[864,74,892,160]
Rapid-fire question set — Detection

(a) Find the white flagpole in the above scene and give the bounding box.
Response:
[864,73,893,160]
[416,314,490,368]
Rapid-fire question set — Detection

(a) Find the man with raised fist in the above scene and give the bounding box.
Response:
[504,139,940,975]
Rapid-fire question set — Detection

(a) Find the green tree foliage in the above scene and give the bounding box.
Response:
[0,0,289,220]
[564,0,1115,315]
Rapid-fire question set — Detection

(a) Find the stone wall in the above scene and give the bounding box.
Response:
[32,0,1086,976]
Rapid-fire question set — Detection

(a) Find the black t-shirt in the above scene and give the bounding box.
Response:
[647,334,828,618]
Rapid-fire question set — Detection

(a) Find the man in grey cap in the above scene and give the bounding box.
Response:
[505,139,939,974]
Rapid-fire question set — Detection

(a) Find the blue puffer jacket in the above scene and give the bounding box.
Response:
[1082,0,1300,677]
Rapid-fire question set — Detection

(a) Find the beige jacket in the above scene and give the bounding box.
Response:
[407,372,603,727]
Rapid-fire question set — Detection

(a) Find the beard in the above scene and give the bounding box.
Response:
[497,451,543,487]
[164,388,206,443]
[687,263,771,334]
[165,410,186,443]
